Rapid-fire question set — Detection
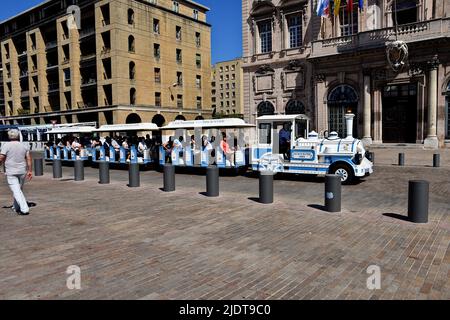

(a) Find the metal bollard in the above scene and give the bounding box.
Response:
[98,161,110,184]
[325,174,341,213]
[433,154,440,168]
[34,158,44,176]
[398,153,405,166]
[74,160,84,181]
[128,163,140,188]
[259,173,274,204]
[408,180,429,223]
[163,164,175,192]
[53,159,62,179]
[206,166,219,197]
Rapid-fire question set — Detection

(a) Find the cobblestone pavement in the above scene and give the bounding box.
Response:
[0,148,449,300]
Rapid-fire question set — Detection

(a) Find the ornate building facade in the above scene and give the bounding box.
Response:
[242,0,450,148]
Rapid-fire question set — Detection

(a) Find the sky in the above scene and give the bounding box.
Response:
[0,0,242,64]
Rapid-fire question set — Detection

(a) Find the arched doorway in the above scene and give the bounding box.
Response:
[257,101,275,116]
[175,115,186,121]
[126,113,141,124]
[446,81,450,139]
[285,100,305,115]
[195,116,205,120]
[152,114,165,127]
[327,84,358,138]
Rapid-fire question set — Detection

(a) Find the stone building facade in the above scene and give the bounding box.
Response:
[0,0,212,127]
[211,58,244,117]
[242,0,450,148]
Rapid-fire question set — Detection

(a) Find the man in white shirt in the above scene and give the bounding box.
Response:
[0,129,33,215]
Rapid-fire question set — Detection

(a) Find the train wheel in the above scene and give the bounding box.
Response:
[330,163,354,185]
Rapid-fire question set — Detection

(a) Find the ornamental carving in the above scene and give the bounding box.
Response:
[386,40,409,72]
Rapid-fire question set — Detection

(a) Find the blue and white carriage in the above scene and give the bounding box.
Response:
[159,118,255,169]
[251,113,373,183]
[91,123,159,165]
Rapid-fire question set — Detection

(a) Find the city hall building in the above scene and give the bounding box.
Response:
[0,0,212,127]
[242,0,450,148]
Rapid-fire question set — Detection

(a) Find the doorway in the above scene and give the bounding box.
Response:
[382,83,417,143]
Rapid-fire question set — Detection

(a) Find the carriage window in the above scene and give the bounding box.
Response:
[259,123,271,144]
[295,119,307,139]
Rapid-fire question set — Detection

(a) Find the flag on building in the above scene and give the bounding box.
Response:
[347,0,354,12]
[316,0,330,17]
[334,0,341,16]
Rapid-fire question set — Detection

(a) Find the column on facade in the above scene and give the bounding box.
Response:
[362,74,372,145]
[424,57,439,149]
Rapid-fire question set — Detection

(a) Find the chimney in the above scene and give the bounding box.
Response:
[345,113,355,139]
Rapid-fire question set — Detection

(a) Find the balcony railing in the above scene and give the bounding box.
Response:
[310,18,450,58]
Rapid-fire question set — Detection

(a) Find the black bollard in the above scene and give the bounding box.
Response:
[206,166,219,197]
[53,159,62,179]
[128,163,140,188]
[74,160,84,181]
[433,154,440,168]
[99,161,110,184]
[325,174,341,213]
[163,164,175,192]
[408,180,429,223]
[259,173,274,204]
[34,158,44,176]
[398,153,405,166]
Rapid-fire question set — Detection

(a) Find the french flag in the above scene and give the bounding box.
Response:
[316,0,330,17]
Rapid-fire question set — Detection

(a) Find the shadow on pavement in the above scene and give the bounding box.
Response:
[383,212,410,222]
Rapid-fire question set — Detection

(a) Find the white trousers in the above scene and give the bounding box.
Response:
[6,174,29,214]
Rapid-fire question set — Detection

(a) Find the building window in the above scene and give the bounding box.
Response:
[231,83,235,89]
[195,32,201,47]
[219,67,223,73]
[154,43,160,59]
[193,9,199,20]
[288,14,302,48]
[177,94,183,108]
[176,49,182,64]
[128,35,135,52]
[231,65,235,71]
[225,74,229,81]
[231,74,235,80]
[394,0,418,25]
[339,3,358,36]
[220,75,223,81]
[196,96,202,109]
[130,88,136,105]
[154,68,161,83]
[232,91,236,98]
[176,26,182,40]
[63,68,71,86]
[128,9,134,25]
[196,75,201,88]
[177,72,183,86]
[155,92,161,107]
[153,19,160,34]
[196,54,201,68]
[258,20,272,53]
[257,101,275,116]
[173,1,179,13]
[226,83,229,90]
[225,66,229,72]
[129,61,136,80]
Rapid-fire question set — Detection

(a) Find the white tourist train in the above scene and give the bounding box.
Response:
[40,112,373,183]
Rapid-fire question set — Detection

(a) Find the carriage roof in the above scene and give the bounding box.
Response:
[256,114,310,122]
[93,123,159,132]
[161,118,255,130]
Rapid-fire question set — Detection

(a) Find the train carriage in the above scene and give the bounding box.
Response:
[159,118,255,169]
[91,123,160,165]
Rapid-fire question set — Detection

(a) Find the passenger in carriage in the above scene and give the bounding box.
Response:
[71,137,81,156]
[137,137,147,158]
[190,135,196,150]
[279,123,291,160]
[163,136,174,163]
[173,136,184,158]
[220,132,235,166]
